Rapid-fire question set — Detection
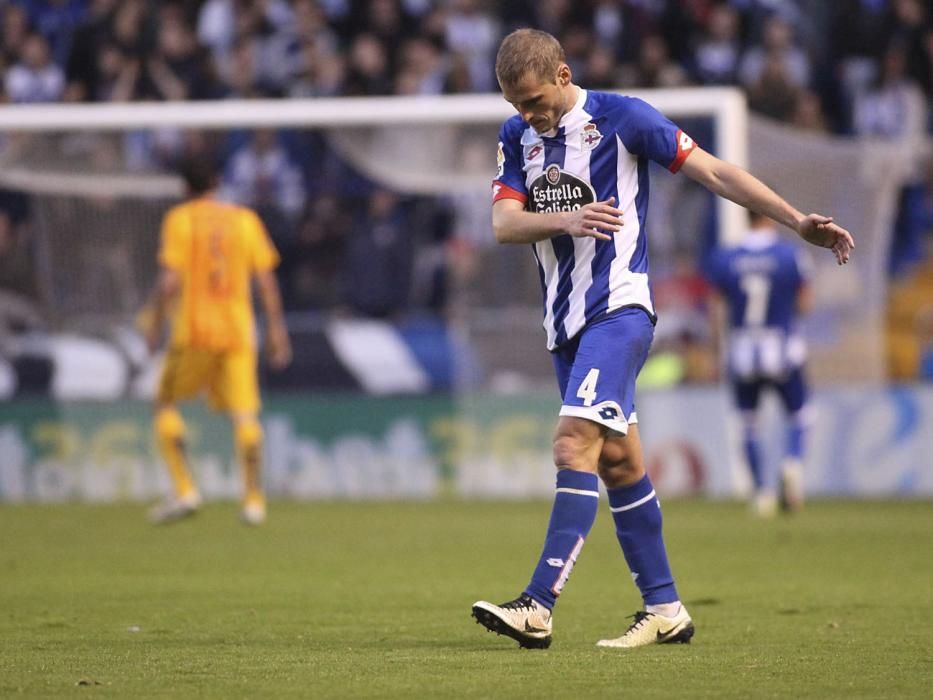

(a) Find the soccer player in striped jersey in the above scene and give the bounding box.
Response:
[144,157,291,526]
[471,29,853,650]
[706,211,814,517]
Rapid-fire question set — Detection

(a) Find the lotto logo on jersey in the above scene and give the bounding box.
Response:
[529,165,596,214]
[496,141,505,178]
[678,131,694,153]
[669,129,697,173]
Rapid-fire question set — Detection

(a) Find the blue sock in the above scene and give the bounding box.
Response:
[524,469,599,609]
[742,425,765,490]
[607,474,678,606]
[786,413,806,461]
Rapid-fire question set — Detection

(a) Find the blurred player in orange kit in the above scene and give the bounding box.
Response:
[143,157,291,525]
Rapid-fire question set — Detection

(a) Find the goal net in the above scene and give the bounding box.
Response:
[0,89,901,398]
[0,88,916,502]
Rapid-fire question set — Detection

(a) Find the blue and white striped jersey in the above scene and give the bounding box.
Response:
[706,229,812,378]
[493,88,696,350]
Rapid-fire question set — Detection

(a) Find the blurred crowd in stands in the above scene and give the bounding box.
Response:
[0,0,932,383]
[0,0,928,130]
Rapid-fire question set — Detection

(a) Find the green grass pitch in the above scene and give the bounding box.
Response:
[1,499,931,698]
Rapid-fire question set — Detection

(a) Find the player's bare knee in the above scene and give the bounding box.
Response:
[552,432,600,473]
[552,417,605,472]
[598,456,642,487]
[597,442,644,487]
[552,434,583,471]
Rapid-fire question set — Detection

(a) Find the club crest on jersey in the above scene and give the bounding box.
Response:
[581,122,603,151]
[529,166,596,214]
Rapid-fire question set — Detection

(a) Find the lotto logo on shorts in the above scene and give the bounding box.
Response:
[591,400,623,423]
[598,405,619,420]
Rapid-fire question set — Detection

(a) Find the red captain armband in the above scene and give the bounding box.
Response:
[669,130,696,173]
[492,181,527,204]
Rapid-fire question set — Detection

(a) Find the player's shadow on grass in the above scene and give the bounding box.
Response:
[686,598,722,607]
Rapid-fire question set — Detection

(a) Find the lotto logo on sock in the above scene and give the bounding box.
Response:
[547,558,565,567]
[550,536,585,596]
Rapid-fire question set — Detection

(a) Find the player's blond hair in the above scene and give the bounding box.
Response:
[495,29,566,90]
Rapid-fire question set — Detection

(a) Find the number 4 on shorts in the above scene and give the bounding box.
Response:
[576,368,599,407]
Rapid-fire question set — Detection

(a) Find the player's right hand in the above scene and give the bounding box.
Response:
[136,304,161,354]
[564,197,624,241]
[265,322,292,370]
[796,214,854,265]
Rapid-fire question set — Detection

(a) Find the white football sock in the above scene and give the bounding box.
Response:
[645,602,681,618]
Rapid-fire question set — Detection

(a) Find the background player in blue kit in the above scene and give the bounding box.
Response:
[707,210,814,517]
[471,28,854,650]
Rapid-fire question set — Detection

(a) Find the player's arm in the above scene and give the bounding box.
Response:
[796,282,814,315]
[679,147,855,265]
[145,267,181,353]
[707,290,729,382]
[146,207,186,353]
[255,269,292,370]
[707,289,727,359]
[492,197,624,244]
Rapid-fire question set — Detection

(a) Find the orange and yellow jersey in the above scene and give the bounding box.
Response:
[159,197,279,353]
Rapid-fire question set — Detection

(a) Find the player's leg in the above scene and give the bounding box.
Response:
[733,377,775,516]
[524,415,604,607]
[154,402,198,500]
[232,412,266,525]
[214,349,266,524]
[471,414,603,649]
[555,308,691,648]
[594,425,694,648]
[776,366,810,512]
[150,349,203,523]
[472,330,611,648]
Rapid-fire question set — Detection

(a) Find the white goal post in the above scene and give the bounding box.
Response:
[0,87,749,243]
[0,87,915,389]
